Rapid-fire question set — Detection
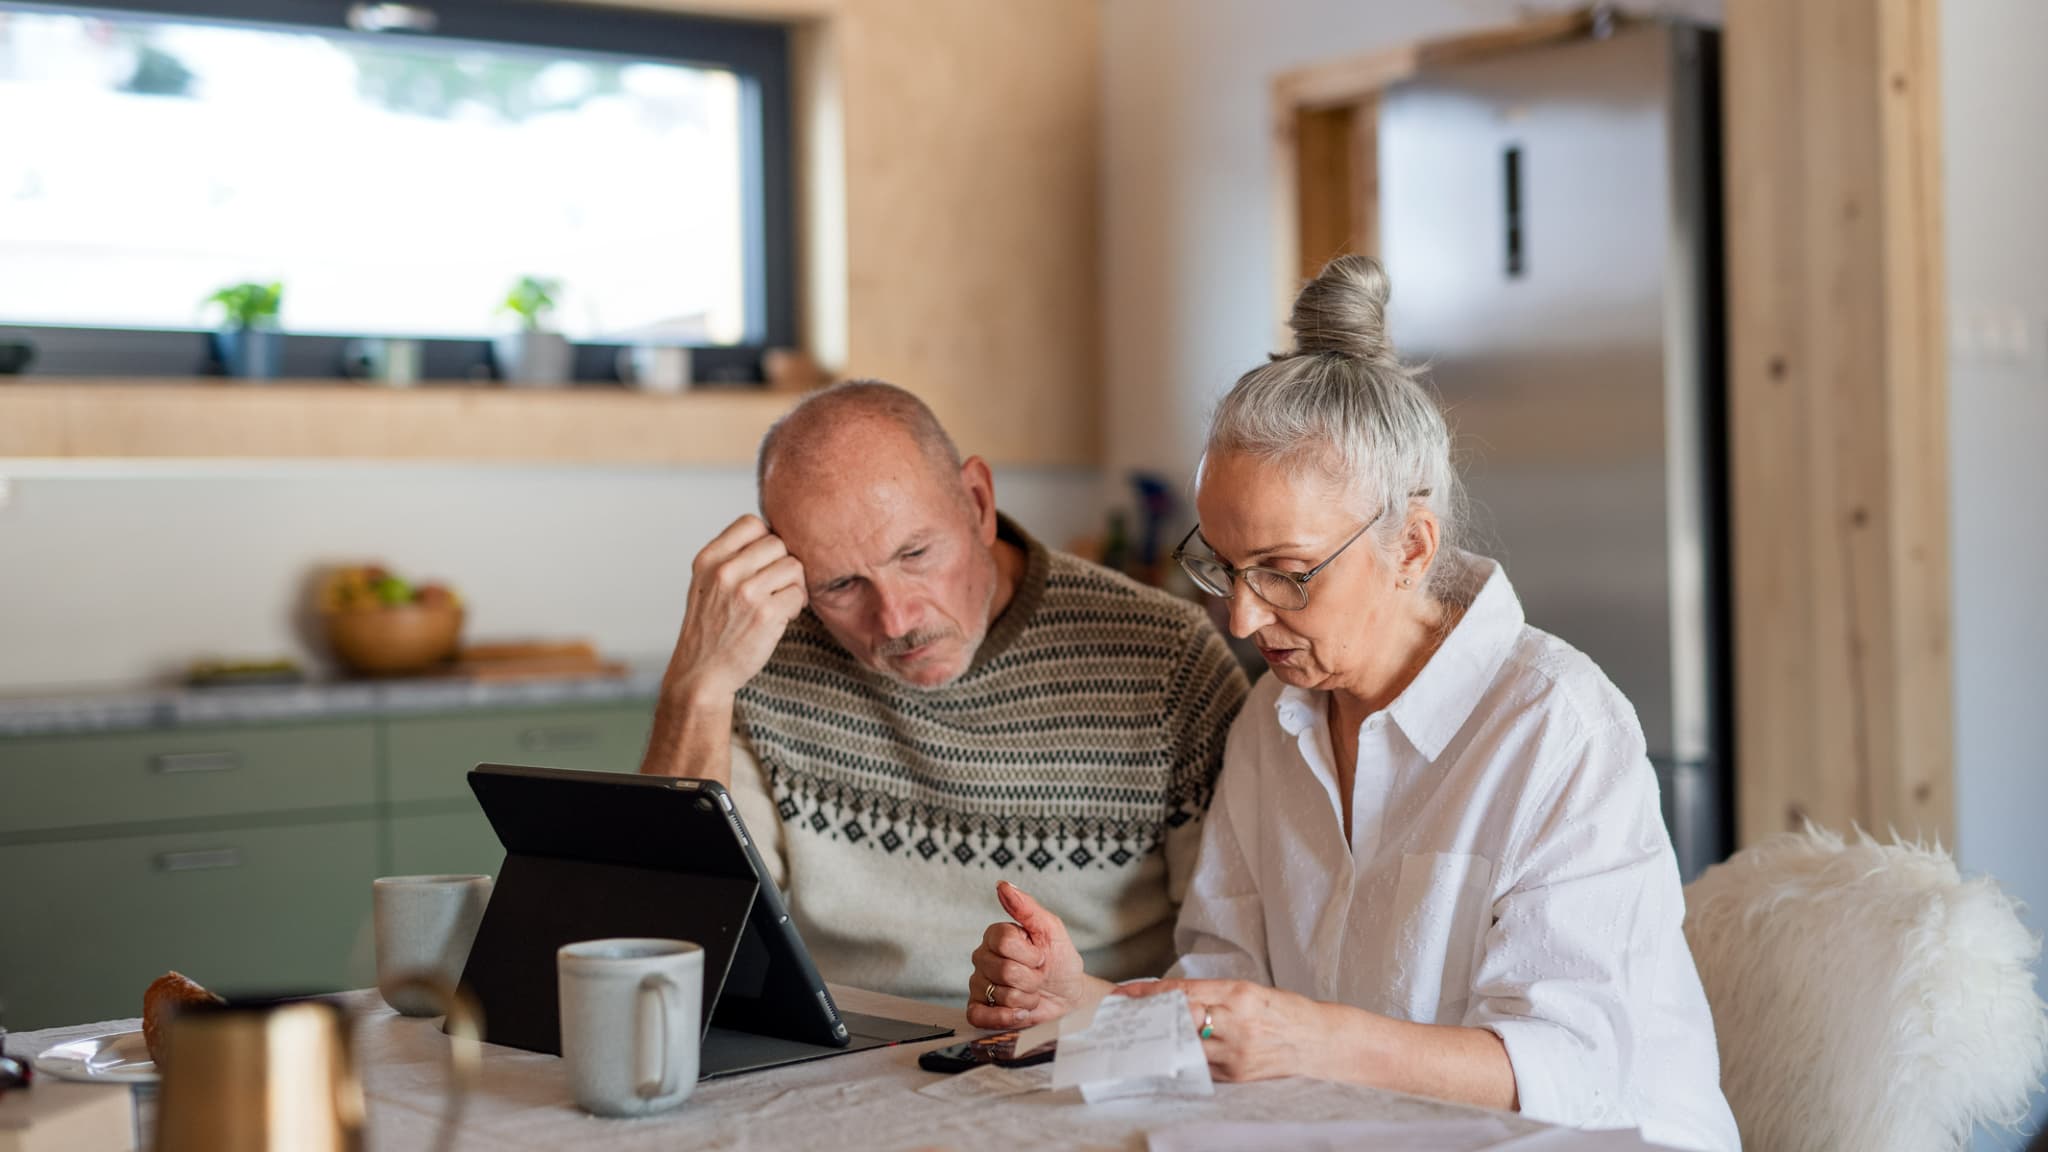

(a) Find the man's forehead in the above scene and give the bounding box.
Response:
[766,443,956,537]
[783,513,909,565]
[772,488,950,578]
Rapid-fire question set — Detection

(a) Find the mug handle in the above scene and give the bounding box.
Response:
[635,973,685,1100]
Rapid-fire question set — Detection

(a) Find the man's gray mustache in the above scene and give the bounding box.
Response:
[881,628,953,657]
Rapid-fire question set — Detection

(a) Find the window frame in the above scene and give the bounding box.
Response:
[0,0,794,385]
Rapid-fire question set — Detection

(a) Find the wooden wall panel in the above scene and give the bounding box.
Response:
[1725,0,1951,846]
[0,384,795,464]
[626,0,1103,469]
[1877,0,1953,847]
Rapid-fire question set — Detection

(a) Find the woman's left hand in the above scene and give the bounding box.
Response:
[1113,978,1332,1082]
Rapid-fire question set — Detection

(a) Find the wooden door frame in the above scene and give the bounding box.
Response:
[1271,2,1954,850]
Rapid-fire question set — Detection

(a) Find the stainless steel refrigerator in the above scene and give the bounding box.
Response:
[1377,19,1729,881]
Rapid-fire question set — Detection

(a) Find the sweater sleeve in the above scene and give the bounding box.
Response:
[1162,617,1249,906]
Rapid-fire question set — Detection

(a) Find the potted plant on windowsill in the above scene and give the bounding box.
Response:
[493,275,572,387]
[204,280,285,380]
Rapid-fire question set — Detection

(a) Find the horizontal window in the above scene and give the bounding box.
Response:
[0,0,792,382]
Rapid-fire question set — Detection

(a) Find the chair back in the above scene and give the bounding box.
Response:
[1683,826,2048,1152]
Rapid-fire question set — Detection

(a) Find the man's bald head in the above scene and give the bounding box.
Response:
[756,380,964,519]
[751,380,1009,687]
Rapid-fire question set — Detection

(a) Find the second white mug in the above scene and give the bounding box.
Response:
[558,938,702,1117]
[372,874,492,1017]
[616,345,691,393]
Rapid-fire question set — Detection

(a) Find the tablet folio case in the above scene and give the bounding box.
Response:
[457,769,761,1055]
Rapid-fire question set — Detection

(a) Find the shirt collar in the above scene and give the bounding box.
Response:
[1274,682,1321,737]
[1269,553,1524,761]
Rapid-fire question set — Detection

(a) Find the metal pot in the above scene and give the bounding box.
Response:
[212,328,283,380]
[492,331,573,387]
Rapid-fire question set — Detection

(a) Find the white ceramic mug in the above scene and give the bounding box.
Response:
[379,338,423,387]
[372,874,492,1016]
[341,338,423,387]
[557,938,702,1117]
[616,345,691,393]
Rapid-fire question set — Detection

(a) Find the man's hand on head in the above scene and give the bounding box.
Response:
[666,514,809,704]
[642,516,807,782]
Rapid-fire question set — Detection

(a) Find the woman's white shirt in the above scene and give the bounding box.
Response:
[1170,555,1739,1152]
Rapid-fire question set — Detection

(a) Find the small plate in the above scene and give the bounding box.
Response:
[32,1030,157,1084]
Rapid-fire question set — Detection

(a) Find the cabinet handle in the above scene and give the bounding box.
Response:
[151,751,241,775]
[1503,144,1525,279]
[156,848,244,873]
[517,726,597,752]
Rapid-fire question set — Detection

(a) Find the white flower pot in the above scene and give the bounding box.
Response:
[493,331,573,387]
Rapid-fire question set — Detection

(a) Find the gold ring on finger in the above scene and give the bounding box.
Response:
[984,980,998,1006]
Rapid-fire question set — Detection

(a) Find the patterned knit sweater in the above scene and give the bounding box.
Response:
[726,515,1248,1003]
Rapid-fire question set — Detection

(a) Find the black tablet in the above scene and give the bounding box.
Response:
[458,763,951,1077]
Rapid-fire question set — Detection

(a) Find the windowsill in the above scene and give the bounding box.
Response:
[0,380,801,465]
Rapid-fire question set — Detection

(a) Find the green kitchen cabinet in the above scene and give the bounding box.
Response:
[0,721,377,836]
[383,704,655,805]
[388,809,506,880]
[0,818,380,1031]
[0,697,656,1030]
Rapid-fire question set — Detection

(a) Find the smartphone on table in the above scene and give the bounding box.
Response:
[917,1029,1057,1074]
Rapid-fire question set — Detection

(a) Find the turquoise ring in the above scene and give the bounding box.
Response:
[1199,1010,1215,1041]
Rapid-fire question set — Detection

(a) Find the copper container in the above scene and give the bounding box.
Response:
[153,998,363,1152]
[154,983,477,1152]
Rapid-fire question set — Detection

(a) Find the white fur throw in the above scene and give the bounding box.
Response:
[1683,827,2048,1152]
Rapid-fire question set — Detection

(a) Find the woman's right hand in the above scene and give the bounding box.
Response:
[967,881,1104,1029]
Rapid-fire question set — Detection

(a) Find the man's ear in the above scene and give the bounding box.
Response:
[960,456,998,543]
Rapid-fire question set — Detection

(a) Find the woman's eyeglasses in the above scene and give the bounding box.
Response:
[1172,490,1428,613]
[1173,519,1374,613]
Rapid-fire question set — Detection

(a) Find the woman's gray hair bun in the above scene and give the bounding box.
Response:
[1288,253,1395,363]
[1203,254,1468,601]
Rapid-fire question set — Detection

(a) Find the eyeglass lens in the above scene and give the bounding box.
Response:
[1178,555,1310,611]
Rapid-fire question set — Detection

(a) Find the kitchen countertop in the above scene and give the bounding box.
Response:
[0,663,666,738]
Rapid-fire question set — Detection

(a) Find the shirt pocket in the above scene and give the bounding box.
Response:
[1386,852,1496,1025]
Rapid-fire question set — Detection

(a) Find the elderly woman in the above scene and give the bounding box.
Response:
[968,256,1738,1152]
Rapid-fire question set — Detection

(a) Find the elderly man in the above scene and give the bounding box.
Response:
[640,380,1247,1003]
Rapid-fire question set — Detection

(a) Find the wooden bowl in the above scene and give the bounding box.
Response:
[325,604,464,676]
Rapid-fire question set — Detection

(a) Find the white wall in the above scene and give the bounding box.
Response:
[1945,1,2048,1146]
[0,462,1102,693]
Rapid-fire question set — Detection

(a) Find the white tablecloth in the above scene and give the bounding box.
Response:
[9,986,1582,1151]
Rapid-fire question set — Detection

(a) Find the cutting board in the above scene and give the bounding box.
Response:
[436,640,627,682]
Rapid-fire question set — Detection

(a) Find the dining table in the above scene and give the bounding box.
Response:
[7,985,1673,1150]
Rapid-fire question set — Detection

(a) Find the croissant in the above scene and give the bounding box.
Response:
[142,970,222,1065]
